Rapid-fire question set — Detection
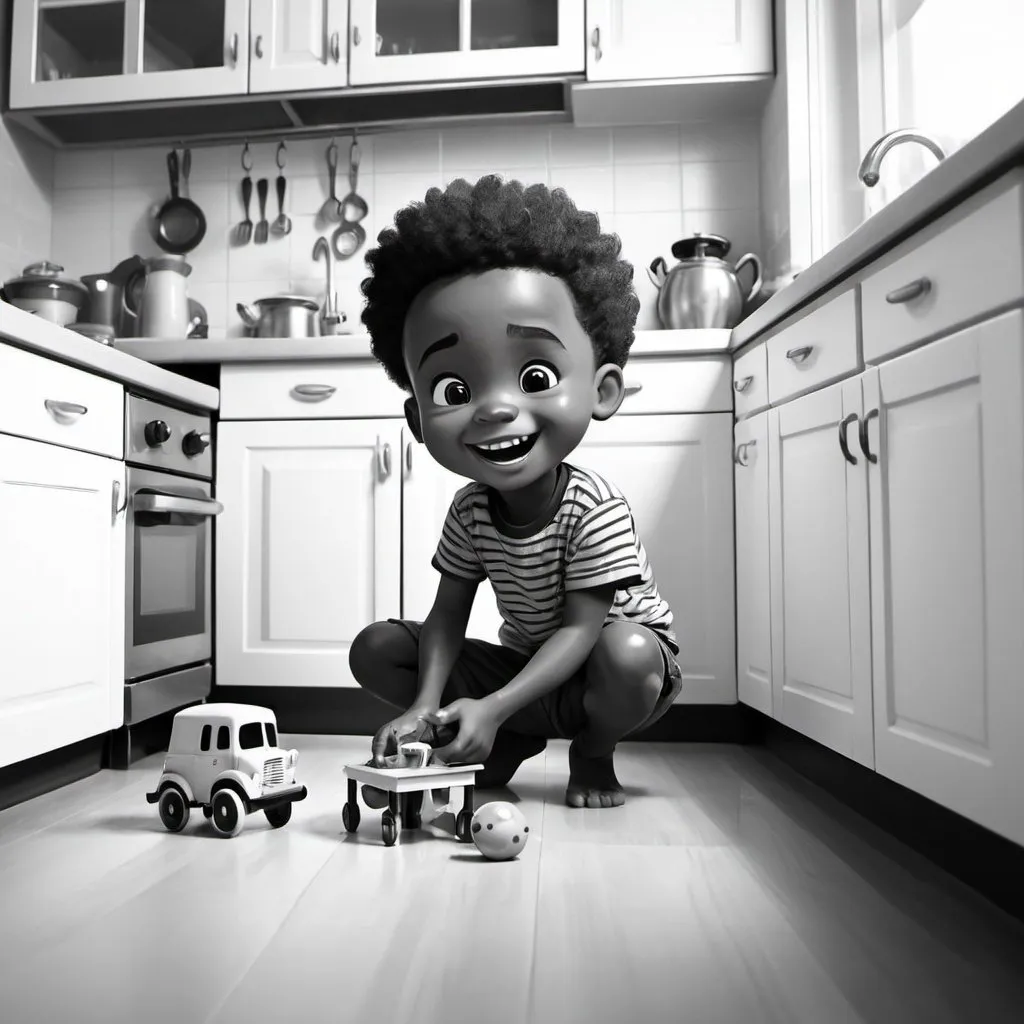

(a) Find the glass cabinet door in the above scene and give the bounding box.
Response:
[348,0,584,86]
[10,0,250,110]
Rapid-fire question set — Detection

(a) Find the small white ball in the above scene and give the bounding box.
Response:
[470,801,530,861]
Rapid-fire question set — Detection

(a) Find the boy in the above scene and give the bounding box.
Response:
[349,175,682,808]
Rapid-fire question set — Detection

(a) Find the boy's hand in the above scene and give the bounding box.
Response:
[426,698,499,764]
[370,708,433,767]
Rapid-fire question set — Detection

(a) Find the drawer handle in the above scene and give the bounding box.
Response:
[839,413,859,465]
[623,381,643,399]
[733,439,756,466]
[405,441,413,473]
[330,30,341,62]
[859,408,879,464]
[885,277,931,304]
[292,384,336,400]
[786,345,813,364]
[733,375,754,393]
[44,398,88,419]
[377,439,392,479]
[591,26,602,61]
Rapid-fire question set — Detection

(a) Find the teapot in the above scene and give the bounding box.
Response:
[648,233,762,330]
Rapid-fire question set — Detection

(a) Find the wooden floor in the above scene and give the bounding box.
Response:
[1,737,1023,1024]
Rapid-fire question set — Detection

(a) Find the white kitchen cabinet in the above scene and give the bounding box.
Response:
[768,377,875,767]
[348,0,585,86]
[0,433,125,768]
[864,311,1024,846]
[215,418,403,689]
[574,413,737,705]
[734,411,773,716]
[10,0,250,109]
[584,0,773,83]
[400,430,505,645]
[249,0,348,94]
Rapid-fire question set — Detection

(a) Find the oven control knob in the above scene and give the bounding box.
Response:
[182,430,211,458]
[144,419,171,447]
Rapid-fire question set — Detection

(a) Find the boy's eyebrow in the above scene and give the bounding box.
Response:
[507,323,565,348]
[417,332,459,369]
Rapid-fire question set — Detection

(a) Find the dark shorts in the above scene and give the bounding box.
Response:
[388,618,683,741]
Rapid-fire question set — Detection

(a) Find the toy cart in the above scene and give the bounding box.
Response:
[342,762,483,847]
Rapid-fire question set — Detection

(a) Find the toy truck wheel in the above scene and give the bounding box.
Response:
[158,786,190,833]
[381,810,397,847]
[203,805,213,819]
[264,803,292,828]
[455,809,473,843]
[342,802,360,833]
[211,788,246,838]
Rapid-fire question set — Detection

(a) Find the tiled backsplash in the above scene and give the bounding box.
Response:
[49,121,762,337]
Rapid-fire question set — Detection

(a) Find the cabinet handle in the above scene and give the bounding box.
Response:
[733,439,756,466]
[44,398,88,419]
[590,26,602,61]
[786,345,813,363]
[859,409,879,464]
[228,32,239,65]
[291,383,336,399]
[839,413,859,465]
[623,381,643,399]
[405,441,413,473]
[885,277,931,304]
[254,34,264,59]
[353,25,362,46]
[111,479,127,523]
[330,31,341,62]
[733,375,754,393]
[377,440,392,479]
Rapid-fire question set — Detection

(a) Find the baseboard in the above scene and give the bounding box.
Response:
[0,733,107,814]
[754,711,1024,925]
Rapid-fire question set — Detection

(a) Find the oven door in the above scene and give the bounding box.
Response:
[125,466,223,681]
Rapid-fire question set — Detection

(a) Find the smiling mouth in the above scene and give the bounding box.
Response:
[467,433,539,464]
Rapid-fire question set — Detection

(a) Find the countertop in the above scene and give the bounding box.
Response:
[112,328,731,364]
[0,302,219,411]
[732,96,1024,348]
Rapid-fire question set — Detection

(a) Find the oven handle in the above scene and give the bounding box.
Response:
[133,494,224,516]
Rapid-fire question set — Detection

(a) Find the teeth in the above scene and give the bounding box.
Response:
[477,434,530,451]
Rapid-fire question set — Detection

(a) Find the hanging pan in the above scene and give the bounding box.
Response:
[153,149,207,254]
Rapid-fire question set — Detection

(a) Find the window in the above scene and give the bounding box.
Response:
[217,725,230,750]
[200,724,211,751]
[265,723,277,747]
[239,723,265,749]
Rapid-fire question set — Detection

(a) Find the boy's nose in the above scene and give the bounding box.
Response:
[472,397,519,423]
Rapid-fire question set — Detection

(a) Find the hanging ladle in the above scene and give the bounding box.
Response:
[331,135,367,261]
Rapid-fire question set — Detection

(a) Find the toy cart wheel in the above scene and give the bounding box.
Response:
[202,805,213,819]
[211,788,246,838]
[381,810,397,847]
[455,809,473,843]
[158,786,190,833]
[264,803,292,828]
[342,801,360,833]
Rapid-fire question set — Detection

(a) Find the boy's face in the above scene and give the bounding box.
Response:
[402,267,623,491]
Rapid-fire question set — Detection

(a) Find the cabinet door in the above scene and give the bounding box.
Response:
[574,413,736,704]
[215,419,402,689]
[10,0,250,110]
[399,431,504,644]
[734,412,773,716]
[585,0,773,82]
[0,435,124,768]
[249,0,348,94]
[768,378,874,766]
[865,311,1024,846]
[348,0,585,86]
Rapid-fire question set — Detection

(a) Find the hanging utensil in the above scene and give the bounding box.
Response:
[153,149,206,254]
[317,140,343,228]
[181,146,193,197]
[271,142,291,237]
[254,178,270,244]
[331,136,367,261]
[235,143,254,245]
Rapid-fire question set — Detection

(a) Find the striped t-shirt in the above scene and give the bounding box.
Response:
[431,462,677,656]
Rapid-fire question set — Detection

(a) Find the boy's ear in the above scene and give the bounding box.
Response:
[591,363,625,421]
[404,396,424,443]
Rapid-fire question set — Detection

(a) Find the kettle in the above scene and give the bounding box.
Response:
[648,233,762,330]
[137,255,191,338]
[80,255,145,337]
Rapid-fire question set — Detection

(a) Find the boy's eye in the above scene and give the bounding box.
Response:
[431,375,471,406]
[519,362,560,394]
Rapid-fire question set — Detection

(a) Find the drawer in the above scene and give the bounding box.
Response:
[0,343,124,459]
[862,170,1024,363]
[219,360,406,419]
[620,355,732,414]
[732,343,768,417]
[767,288,860,405]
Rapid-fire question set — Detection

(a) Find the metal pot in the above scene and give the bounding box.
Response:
[648,233,762,330]
[236,295,322,338]
[1,260,89,325]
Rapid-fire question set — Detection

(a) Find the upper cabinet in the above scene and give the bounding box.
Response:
[249,0,348,94]
[347,0,584,86]
[10,0,250,108]
[584,0,773,82]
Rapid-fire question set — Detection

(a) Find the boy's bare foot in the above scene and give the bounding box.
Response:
[566,740,625,808]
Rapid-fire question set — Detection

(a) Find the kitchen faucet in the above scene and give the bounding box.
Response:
[858,128,946,187]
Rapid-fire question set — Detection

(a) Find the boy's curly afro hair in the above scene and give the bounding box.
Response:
[360,175,640,393]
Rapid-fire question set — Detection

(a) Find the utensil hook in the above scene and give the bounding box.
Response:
[241,141,253,172]
[276,141,287,170]
[349,131,360,186]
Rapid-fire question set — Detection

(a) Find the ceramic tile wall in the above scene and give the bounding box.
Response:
[50,121,761,337]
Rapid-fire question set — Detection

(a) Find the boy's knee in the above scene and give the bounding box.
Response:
[586,623,665,712]
[349,620,410,682]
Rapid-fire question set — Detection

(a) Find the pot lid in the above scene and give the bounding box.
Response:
[4,260,89,298]
[670,233,731,261]
[254,294,320,310]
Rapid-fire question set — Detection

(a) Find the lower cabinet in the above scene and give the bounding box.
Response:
[0,433,125,768]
